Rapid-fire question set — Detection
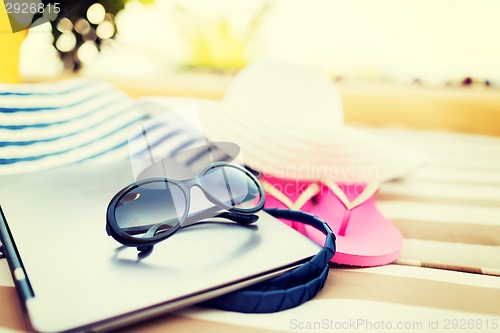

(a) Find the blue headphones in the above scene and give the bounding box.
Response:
[203,208,336,313]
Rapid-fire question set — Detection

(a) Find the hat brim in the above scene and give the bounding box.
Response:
[142,97,426,183]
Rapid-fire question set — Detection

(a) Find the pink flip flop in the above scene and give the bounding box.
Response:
[260,175,403,267]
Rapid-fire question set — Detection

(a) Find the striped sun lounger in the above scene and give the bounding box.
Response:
[0,92,499,332]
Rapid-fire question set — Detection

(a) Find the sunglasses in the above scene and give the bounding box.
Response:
[106,162,265,253]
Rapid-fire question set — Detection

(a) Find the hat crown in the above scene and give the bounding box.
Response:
[197,60,425,183]
[224,61,344,127]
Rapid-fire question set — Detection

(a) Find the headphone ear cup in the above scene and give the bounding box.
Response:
[202,208,336,313]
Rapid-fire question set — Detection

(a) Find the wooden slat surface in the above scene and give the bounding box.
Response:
[1,125,499,332]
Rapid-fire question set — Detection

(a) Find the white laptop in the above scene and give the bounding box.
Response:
[0,161,320,332]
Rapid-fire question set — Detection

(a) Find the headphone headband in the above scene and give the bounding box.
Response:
[204,208,336,313]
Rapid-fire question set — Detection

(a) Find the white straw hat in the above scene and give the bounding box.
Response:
[153,61,426,182]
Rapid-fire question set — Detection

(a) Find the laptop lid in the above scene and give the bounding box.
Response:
[0,161,320,333]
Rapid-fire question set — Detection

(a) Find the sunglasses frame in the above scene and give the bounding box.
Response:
[106,162,265,248]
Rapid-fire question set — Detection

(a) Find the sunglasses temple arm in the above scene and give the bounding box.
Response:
[216,212,259,225]
[121,211,259,236]
[181,211,259,228]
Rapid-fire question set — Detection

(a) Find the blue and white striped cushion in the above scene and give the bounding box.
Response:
[0,79,146,175]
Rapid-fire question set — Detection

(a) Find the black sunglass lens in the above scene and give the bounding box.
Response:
[114,181,187,239]
[203,165,261,210]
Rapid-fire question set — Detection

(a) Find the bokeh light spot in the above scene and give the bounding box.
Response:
[87,3,106,25]
[77,41,99,63]
[57,18,73,33]
[56,32,77,52]
[74,18,91,35]
[96,20,115,39]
